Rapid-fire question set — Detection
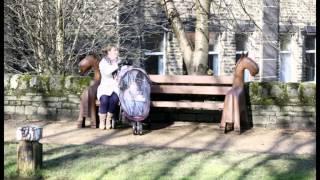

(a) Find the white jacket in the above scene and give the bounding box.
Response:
[97,57,119,100]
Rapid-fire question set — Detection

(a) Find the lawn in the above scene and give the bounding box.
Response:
[4,142,315,180]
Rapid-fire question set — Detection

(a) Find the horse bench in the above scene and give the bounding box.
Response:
[77,53,259,134]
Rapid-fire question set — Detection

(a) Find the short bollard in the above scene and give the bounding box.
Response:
[16,125,43,176]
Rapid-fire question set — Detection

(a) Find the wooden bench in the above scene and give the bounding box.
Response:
[93,75,233,122]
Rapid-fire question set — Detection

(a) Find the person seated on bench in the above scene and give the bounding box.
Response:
[97,44,120,130]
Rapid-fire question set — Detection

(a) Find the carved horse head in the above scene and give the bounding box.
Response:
[233,52,259,87]
[79,53,101,82]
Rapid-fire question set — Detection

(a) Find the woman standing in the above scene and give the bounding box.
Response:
[97,44,120,130]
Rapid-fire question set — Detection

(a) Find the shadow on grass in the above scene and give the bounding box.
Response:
[4,126,202,179]
[5,122,315,179]
[94,126,201,179]
[211,132,316,180]
[43,124,314,179]
[150,138,232,180]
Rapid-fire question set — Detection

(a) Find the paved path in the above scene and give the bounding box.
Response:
[4,120,316,155]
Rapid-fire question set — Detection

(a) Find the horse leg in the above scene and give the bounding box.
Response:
[88,87,98,128]
[90,102,98,128]
[240,93,249,130]
[76,103,85,128]
[220,94,233,133]
[233,97,241,134]
[77,90,88,128]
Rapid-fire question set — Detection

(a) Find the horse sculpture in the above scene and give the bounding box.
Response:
[76,54,101,128]
[220,52,259,133]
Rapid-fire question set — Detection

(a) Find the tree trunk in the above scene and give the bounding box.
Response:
[37,0,47,74]
[56,0,64,74]
[159,0,194,74]
[191,0,210,75]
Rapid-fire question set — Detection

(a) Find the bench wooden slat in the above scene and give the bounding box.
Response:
[151,85,231,95]
[149,75,233,85]
[151,101,224,110]
[97,100,224,110]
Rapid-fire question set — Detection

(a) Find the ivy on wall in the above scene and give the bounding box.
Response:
[4,74,92,97]
[245,82,316,106]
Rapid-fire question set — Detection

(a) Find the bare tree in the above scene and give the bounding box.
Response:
[4,0,122,75]
[4,0,55,74]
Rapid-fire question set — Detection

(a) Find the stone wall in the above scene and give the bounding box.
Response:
[4,73,91,121]
[245,82,316,130]
[4,74,316,130]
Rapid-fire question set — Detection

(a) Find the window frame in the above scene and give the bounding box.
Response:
[143,33,166,75]
[235,33,250,82]
[208,32,220,76]
[304,35,316,82]
[208,51,220,75]
[279,34,293,82]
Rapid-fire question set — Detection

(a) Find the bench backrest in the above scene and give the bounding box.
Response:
[149,75,233,95]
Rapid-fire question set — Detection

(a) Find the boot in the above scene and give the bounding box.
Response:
[106,112,114,129]
[98,113,107,130]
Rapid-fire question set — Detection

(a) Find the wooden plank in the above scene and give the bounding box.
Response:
[97,99,224,110]
[149,75,233,85]
[151,85,231,95]
[151,101,224,110]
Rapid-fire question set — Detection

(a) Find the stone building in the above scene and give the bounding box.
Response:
[129,0,316,82]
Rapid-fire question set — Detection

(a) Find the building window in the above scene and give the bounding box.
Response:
[235,34,250,81]
[143,33,166,75]
[208,32,220,75]
[305,35,316,81]
[279,34,292,82]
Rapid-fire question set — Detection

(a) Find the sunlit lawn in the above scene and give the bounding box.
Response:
[4,142,315,180]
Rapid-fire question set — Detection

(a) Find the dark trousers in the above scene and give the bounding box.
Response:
[99,92,119,114]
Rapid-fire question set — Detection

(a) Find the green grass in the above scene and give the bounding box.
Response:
[4,142,315,180]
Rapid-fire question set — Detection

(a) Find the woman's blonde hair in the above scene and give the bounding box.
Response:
[102,44,118,55]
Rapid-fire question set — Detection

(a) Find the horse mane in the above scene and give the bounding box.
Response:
[87,51,101,60]
[78,51,101,62]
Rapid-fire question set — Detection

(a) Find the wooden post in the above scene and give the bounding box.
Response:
[16,126,43,176]
[17,141,43,175]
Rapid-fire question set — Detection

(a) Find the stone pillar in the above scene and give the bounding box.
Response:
[16,126,43,176]
[261,0,280,81]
